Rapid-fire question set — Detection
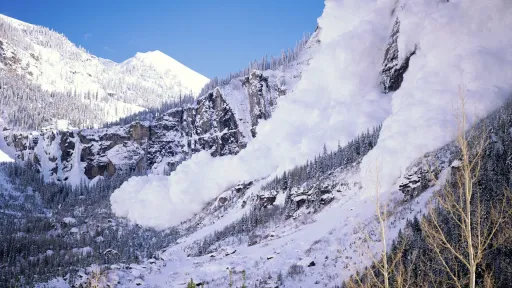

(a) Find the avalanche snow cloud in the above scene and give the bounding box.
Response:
[361,0,512,191]
[111,0,512,229]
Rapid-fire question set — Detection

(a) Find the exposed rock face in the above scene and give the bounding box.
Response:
[257,195,277,208]
[380,18,416,93]
[398,143,458,201]
[242,71,285,137]
[2,72,286,182]
[146,89,246,174]
[193,89,244,156]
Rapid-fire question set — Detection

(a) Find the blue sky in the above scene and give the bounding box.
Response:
[0,0,324,79]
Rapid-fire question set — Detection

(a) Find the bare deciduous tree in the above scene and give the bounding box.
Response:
[421,87,508,288]
[345,161,413,288]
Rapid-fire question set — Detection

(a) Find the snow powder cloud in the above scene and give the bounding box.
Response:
[111,0,512,229]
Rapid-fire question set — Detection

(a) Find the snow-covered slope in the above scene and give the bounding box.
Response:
[4,0,512,286]
[103,0,512,284]
[110,0,512,231]
[2,22,317,185]
[0,120,13,163]
[0,14,209,128]
[0,150,12,163]
[3,39,315,185]
[118,50,209,96]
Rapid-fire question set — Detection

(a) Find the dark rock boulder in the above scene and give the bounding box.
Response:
[242,70,283,137]
[381,18,416,93]
[258,196,277,208]
[218,197,228,205]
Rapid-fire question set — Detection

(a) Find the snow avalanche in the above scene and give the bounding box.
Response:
[111,0,512,229]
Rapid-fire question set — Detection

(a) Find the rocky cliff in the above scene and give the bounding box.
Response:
[2,70,289,183]
[2,12,415,186]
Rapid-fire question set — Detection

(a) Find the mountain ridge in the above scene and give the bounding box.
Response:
[0,13,209,128]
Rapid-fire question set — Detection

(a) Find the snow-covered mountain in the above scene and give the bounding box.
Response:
[0,14,209,129]
[104,0,510,285]
[2,34,316,185]
[2,0,512,287]
[118,50,209,97]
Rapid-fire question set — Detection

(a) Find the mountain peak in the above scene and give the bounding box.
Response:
[136,50,167,57]
[127,50,209,95]
[134,50,170,61]
[0,13,210,129]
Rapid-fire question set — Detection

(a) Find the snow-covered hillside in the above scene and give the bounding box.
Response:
[0,14,209,128]
[111,0,512,230]
[104,0,512,285]
[0,150,12,162]
[3,0,512,286]
[2,25,316,186]
[2,40,315,186]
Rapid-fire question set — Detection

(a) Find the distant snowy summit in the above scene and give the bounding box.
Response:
[123,50,209,96]
[0,14,209,127]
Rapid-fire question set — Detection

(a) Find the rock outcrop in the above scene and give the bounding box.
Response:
[2,71,287,182]
[380,18,416,93]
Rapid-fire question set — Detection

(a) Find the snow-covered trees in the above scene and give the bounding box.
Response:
[190,205,283,257]
[0,163,180,286]
[198,32,312,97]
[0,15,83,61]
[263,125,381,192]
[0,68,199,130]
[103,94,195,128]
[0,71,103,130]
[344,97,512,288]
[0,14,208,130]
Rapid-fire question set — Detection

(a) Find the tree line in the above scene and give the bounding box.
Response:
[263,125,381,193]
[0,162,180,287]
[198,32,312,97]
[343,94,512,288]
[102,93,195,128]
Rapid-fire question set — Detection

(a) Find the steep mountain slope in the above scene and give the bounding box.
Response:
[110,0,512,230]
[101,0,511,286]
[0,14,209,129]
[0,26,319,287]
[3,0,512,287]
[101,94,512,288]
[1,33,317,186]
[117,50,209,97]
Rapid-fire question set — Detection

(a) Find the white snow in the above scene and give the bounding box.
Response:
[35,278,69,288]
[111,0,512,230]
[0,148,13,163]
[0,120,14,163]
[361,0,512,192]
[0,14,209,125]
[110,0,395,229]
[123,50,210,95]
[111,165,450,287]
[106,142,144,167]
[66,133,88,186]
[62,217,77,225]
[41,119,77,132]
